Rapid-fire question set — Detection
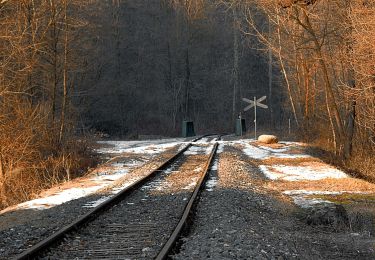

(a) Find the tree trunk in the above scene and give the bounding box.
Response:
[232,7,239,125]
[0,153,5,203]
[276,11,299,127]
[301,9,346,146]
[59,0,68,144]
[344,100,356,158]
[184,47,190,120]
[268,18,273,127]
[50,0,58,124]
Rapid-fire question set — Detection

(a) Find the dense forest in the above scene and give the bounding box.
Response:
[0,0,374,208]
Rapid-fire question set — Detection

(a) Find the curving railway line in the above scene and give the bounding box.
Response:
[14,135,221,260]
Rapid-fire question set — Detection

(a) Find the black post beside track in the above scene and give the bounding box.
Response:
[155,141,219,260]
[14,135,215,260]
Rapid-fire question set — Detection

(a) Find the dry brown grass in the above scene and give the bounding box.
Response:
[260,157,321,166]
[266,178,375,193]
[343,154,375,183]
[252,142,286,149]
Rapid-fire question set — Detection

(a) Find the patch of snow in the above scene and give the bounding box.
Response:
[260,165,348,181]
[241,142,270,159]
[83,196,109,208]
[210,138,218,143]
[194,167,202,172]
[178,144,190,152]
[110,178,139,194]
[14,160,143,211]
[182,179,198,190]
[96,138,186,155]
[211,159,219,171]
[242,142,310,159]
[257,145,289,153]
[273,154,311,159]
[93,169,129,181]
[206,144,214,155]
[196,137,209,143]
[283,190,337,208]
[283,190,342,196]
[184,145,206,155]
[279,141,306,146]
[281,190,375,209]
[284,190,341,196]
[291,196,334,208]
[217,144,224,154]
[18,186,108,210]
[206,177,218,191]
[216,140,310,160]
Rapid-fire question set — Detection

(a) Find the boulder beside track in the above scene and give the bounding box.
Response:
[258,135,279,144]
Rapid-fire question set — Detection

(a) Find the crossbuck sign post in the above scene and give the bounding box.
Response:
[242,96,268,139]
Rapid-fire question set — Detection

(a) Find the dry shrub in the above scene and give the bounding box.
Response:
[305,136,375,184]
[0,102,97,210]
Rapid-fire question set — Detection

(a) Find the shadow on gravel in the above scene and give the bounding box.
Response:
[0,192,107,259]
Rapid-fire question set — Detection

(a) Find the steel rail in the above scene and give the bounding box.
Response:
[14,135,214,260]
[155,141,219,260]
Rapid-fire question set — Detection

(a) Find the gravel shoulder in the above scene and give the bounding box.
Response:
[173,145,375,259]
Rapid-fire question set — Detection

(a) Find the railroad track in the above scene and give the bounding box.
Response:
[15,135,221,260]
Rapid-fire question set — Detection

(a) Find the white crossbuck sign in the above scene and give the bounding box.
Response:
[243,96,268,111]
[242,96,268,139]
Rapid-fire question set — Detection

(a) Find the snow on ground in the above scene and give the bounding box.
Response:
[290,195,334,208]
[182,178,200,190]
[221,140,310,160]
[194,167,203,173]
[283,190,375,208]
[184,145,208,155]
[210,138,218,143]
[283,190,341,208]
[139,162,179,192]
[206,144,215,155]
[83,196,108,208]
[206,177,218,192]
[241,142,270,159]
[284,190,343,196]
[211,159,219,171]
[5,138,188,212]
[18,186,108,211]
[96,139,186,155]
[217,144,224,154]
[196,137,209,143]
[259,165,348,181]
[230,140,369,209]
[15,162,139,211]
[220,139,359,209]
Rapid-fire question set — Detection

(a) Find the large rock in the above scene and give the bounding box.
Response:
[258,135,279,144]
